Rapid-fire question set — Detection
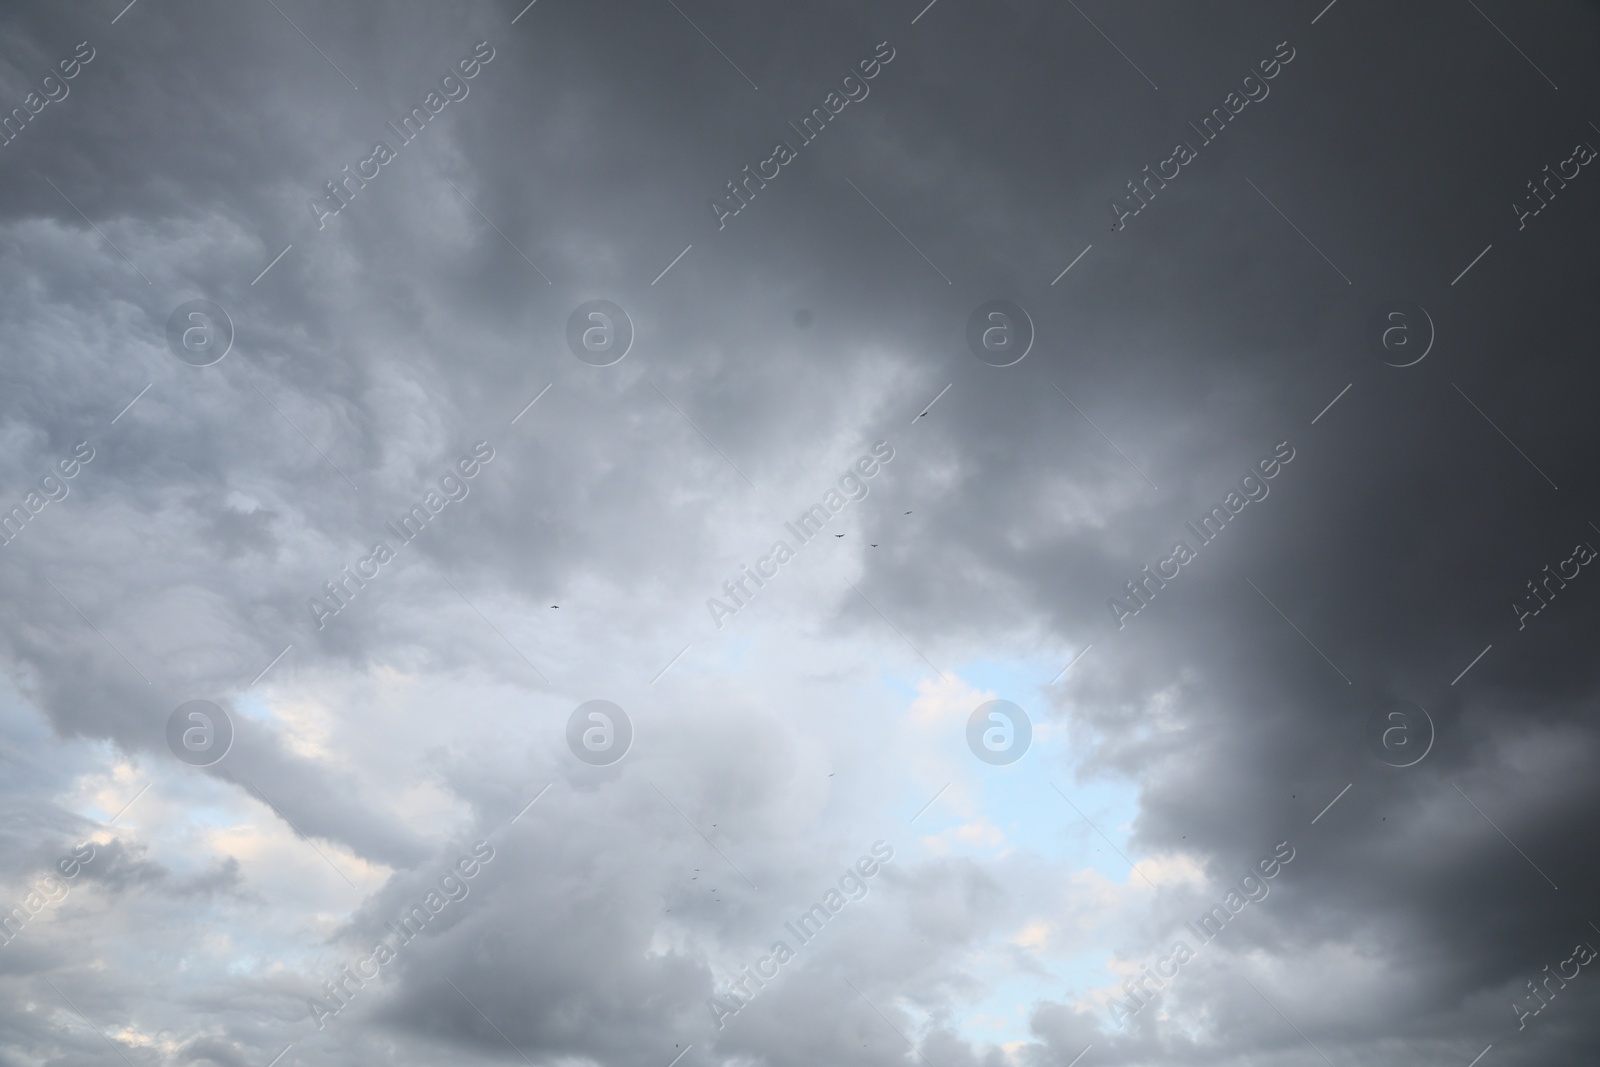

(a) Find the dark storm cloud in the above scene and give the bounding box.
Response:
[2,0,1600,1065]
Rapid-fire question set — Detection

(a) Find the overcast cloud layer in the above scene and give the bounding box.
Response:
[3,1,1600,1065]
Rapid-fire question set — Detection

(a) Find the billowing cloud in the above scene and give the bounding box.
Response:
[2,1,1599,1065]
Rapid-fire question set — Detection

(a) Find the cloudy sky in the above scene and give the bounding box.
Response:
[3,0,1600,1064]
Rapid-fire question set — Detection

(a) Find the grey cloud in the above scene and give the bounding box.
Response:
[4,0,1600,1065]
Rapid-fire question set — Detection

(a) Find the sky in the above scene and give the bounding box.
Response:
[2,0,1600,1065]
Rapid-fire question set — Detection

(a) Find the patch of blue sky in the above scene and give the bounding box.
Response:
[231,690,275,721]
[908,655,1144,878]
[898,653,1147,1049]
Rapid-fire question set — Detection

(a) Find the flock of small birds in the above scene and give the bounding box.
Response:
[686,868,722,903]
[549,514,915,609]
